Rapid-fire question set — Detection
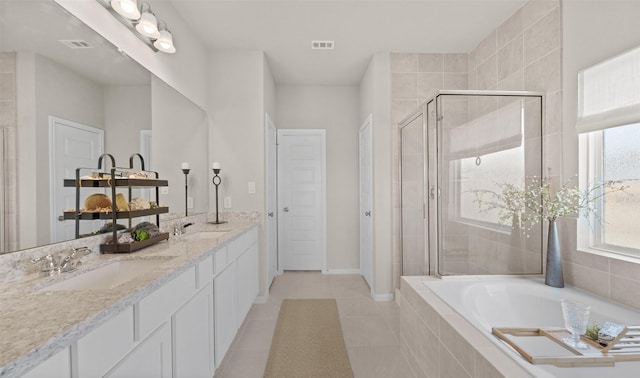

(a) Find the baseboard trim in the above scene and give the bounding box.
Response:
[322,269,361,275]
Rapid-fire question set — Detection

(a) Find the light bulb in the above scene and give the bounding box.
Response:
[111,0,140,20]
[154,25,176,53]
[135,8,160,39]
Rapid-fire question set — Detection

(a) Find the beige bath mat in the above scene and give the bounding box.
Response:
[264,298,354,378]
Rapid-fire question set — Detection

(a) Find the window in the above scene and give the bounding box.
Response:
[578,45,640,258]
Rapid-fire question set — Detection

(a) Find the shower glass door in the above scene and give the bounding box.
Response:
[400,110,428,276]
[436,93,543,275]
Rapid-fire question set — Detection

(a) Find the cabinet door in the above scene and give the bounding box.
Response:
[236,243,258,325]
[105,322,171,378]
[214,262,237,368]
[21,347,70,378]
[173,282,215,378]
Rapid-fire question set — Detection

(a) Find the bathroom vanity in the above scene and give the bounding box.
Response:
[0,222,259,377]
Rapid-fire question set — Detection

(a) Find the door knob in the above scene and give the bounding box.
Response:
[364,211,371,216]
[268,212,274,217]
[283,207,289,213]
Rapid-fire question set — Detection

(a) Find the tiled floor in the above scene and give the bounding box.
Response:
[214,271,416,378]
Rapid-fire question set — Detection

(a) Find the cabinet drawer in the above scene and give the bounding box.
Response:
[213,245,228,275]
[76,307,135,377]
[228,227,257,262]
[197,255,214,288]
[137,267,196,340]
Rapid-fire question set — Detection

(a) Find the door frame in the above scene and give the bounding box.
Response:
[359,115,374,287]
[276,129,327,273]
[265,113,278,284]
[48,116,104,241]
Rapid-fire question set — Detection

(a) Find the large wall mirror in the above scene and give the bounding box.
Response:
[0,0,209,254]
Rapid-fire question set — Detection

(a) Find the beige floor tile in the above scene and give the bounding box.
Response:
[331,280,371,299]
[337,297,380,318]
[376,300,401,318]
[341,316,400,347]
[214,349,270,378]
[231,318,277,351]
[348,346,417,378]
[245,302,281,320]
[221,272,408,377]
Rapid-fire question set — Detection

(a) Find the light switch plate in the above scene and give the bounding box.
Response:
[224,196,232,209]
[248,181,256,194]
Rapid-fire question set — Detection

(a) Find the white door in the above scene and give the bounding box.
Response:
[277,129,326,271]
[359,116,374,288]
[50,117,104,242]
[265,114,278,283]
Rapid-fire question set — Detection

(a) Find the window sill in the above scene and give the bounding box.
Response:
[576,246,640,265]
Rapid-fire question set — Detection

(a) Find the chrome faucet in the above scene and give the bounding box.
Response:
[173,222,194,236]
[31,247,92,276]
[60,247,92,273]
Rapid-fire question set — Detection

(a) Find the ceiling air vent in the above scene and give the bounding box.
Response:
[59,40,94,49]
[311,40,334,50]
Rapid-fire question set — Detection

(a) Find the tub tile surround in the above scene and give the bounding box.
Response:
[0,217,258,376]
[398,277,531,378]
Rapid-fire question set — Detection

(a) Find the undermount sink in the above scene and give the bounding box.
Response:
[40,259,172,291]
[186,230,230,239]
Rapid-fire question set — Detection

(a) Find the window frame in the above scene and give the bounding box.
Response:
[578,129,640,259]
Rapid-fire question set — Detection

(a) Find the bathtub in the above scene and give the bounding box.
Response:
[422,276,640,377]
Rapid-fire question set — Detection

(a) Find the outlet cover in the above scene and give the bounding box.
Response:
[224,196,232,209]
[160,187,169,195]
[248,181,256,194]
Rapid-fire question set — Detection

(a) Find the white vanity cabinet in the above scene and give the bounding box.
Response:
[21,348,71,378]
[173,281,215,377]
[214,227,259,368]
[18,225,258,378]
[105,322,172,378]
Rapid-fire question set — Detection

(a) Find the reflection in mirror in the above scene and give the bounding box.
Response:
[0,0,208,254]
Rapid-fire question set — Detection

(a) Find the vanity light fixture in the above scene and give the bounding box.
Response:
[153,22,176,54]
[110,0,141,20]
[135,3,160,39]
[102,0,177,54]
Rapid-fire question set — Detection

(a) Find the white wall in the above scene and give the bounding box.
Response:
[208,50,265,213]
[359,53,393,296]
[208,49,269,295]
[104,85,151,165]
[55,0,208,110]
[152,77,209,215]
[276,85,361,271]
[16,52,106,247]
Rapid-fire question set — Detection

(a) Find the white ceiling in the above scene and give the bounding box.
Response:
[0,0,149,86]
[168,0,527,85]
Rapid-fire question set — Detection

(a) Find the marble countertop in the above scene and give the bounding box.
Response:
[0,221,257,377]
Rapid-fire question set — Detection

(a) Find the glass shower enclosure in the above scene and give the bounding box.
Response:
[399,90,545,277]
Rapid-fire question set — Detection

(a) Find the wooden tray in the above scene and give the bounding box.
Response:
[100,232,170,253]
[492,326,640,368]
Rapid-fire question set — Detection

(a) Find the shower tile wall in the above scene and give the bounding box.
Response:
[390,0,563,289]
[391,53,468,288]
[391,0,640,311]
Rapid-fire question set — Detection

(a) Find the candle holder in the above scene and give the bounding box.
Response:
[211,168,226,224]
[182,168,190,216]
